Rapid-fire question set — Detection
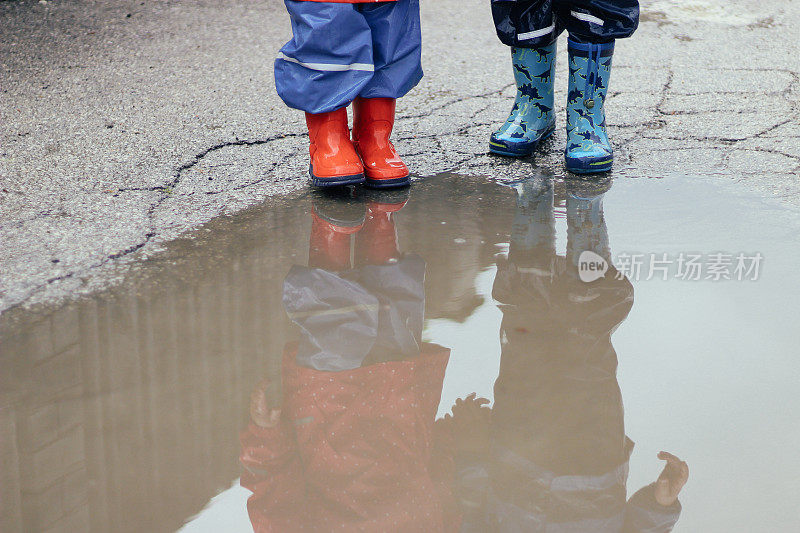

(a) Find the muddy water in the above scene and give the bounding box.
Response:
[1,172,799,533]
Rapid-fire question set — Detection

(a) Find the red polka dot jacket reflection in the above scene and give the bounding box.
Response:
[240,343,459,532]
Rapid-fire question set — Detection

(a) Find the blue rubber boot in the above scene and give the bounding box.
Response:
[490,43,556,157]
[565,39,614,174]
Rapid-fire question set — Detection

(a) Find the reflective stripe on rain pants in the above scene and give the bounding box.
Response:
[275,0,423,114]
[491,0,639,48]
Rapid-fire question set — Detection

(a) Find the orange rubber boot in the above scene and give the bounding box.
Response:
[308,205,364,271]
[306,108,365,188]
[352,97,410,189]
[355,190,409,266]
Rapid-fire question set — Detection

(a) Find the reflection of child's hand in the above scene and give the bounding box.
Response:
[444,393,491,456]
[654,451,689,506]
[448,392,491,421]
[249,378,282,428]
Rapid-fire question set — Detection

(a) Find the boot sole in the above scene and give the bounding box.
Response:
[564,156,613,174]
[311,207,365,229]
[364,174,411,189]
[488,126,555,158]
[309,165,365,188]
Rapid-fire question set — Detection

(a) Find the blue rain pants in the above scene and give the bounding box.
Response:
[492,0,639,48]
[275,0,423,114]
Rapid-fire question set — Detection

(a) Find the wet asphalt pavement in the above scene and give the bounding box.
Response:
[1,0,799,312]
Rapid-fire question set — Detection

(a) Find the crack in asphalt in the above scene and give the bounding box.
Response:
[3,133,304,313]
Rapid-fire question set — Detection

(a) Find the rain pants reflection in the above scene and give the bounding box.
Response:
[275,0,423,114]
[491,0,640,48]
[282,255,425,371]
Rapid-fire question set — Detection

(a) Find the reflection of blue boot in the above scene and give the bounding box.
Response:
[490,43,556,157]
[566,179,611,268]
[565,39,614,173]
[509,176,556,273]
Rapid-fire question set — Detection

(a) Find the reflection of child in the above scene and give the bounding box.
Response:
[275,0,422,188]
[240,193,459,531]
[444,177,688,531]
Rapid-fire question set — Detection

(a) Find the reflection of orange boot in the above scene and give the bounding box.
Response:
[355,190,409,266]
[309,202,364,270]
[352,97,411,189]
[306,108,365,188]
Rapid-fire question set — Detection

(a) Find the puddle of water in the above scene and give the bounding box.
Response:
[1,172,799,532]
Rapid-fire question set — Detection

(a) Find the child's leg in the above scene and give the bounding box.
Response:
[491,0,560,50]
[275,1,375,114]
[275,1,374,187]
[358,0,423,102]
[556,0,639,173]
[351,0,423,189]
[489,0,560,157]
[556,0,639,45]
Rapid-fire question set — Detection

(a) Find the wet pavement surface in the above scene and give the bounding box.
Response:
[2,172,799,532]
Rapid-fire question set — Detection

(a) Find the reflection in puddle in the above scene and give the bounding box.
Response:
[240,179,685,531]
[1,173,799,532]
